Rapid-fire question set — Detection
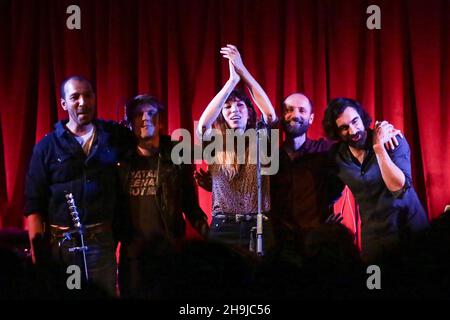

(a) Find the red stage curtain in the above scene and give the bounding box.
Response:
[0,0,449,237]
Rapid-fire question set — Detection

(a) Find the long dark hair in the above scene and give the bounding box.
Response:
[212,89,256,180]
[213,89,256,132]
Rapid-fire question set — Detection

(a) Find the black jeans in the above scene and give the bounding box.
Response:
[51,231,117,297]
[209,214,274,254]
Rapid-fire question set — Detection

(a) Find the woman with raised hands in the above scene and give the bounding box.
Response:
[196,45,277,253]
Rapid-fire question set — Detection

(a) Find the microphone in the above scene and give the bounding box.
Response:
[256,118,268,130]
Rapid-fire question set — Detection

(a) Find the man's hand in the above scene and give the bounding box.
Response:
[373,120,404,151]
[194,168,212,192]
[221,44,246,75]
[27,213,45,263]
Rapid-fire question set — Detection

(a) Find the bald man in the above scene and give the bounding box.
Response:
[24,75,134,296]
[269,93,344,252]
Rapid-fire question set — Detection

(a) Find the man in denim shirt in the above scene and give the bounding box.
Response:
[24,75,133,295]
[323,98,429,263]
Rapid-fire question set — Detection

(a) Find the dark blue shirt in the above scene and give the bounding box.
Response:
[24,119,134,226]
[332,131,429,259]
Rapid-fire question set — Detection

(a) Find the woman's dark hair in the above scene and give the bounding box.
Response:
[212,89,257,179]
[322,97,372,140]
[214,89,256,132]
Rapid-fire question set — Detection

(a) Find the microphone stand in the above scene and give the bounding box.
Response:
[256,120,265,256]
[64,192,89,281]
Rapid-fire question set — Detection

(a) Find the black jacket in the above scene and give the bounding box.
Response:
[24,119,134,226]
[117,135,207,243]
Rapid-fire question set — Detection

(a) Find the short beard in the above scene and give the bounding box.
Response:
[347,131,367,149]
[282,119,310,137]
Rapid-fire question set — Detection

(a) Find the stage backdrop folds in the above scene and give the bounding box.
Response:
[0,0,448,237]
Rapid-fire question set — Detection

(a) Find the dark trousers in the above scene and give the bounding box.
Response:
[118,244,171,299]
[51,231,117,297]
[208,214,274,254]
[118,257,143,299]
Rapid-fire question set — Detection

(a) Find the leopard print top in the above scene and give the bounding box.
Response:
[209,163,270,215]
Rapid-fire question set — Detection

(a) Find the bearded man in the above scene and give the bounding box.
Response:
[270,93,343,251]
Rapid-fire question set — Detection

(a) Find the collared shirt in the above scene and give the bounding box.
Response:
[24,119,134,226]
[270,137,343,234]
[332,130,429,258]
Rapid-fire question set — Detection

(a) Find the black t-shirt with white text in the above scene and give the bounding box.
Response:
[127,155,165,241]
